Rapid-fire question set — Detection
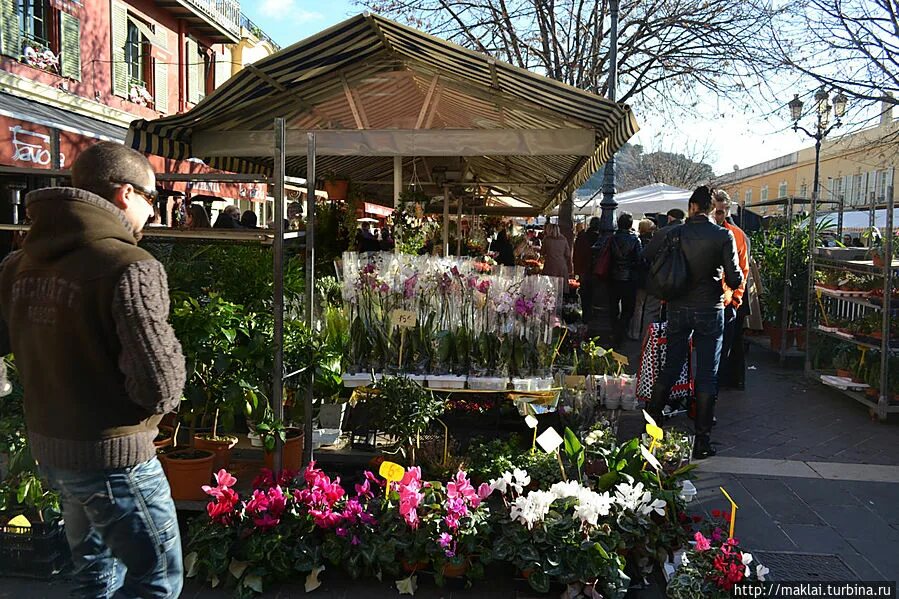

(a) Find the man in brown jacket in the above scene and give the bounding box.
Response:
[0,142,185,598]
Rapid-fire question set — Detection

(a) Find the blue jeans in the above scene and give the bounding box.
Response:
[660,306,724,397]
[42,457,183,599]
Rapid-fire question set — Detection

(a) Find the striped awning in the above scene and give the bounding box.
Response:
[126,13,639,212]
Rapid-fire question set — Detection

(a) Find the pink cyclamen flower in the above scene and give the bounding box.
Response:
[477,483,492,500]
[253,513,280,530]
[213,469,237,488]
[694,531,712,551]
[438,532,453,548]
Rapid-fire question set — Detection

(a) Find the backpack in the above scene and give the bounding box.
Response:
[647,226,690,300]
[592,237,612,278]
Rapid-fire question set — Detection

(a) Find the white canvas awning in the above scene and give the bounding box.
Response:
[574,183,691,216]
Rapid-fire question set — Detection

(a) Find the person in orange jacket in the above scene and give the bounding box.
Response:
[713,189,750,390]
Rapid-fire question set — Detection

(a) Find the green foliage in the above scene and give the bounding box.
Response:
[465,436,560,489]
[370,376,445,456]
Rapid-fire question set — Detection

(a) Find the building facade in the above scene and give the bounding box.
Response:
[716,103,897,217]
[0,0,277,230]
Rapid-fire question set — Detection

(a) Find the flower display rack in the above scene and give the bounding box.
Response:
[0,520,70,579]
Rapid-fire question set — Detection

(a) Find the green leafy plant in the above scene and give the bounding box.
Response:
[370,376,445,463]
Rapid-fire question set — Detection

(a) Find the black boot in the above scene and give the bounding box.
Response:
[692,392,717,459]
[693,435,716,459]
[645,382,669,425]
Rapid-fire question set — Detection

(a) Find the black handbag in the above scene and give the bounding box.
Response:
[647,226,690,300]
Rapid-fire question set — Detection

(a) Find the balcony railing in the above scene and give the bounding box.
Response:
[239,13,280,50]
[184,0,241,38]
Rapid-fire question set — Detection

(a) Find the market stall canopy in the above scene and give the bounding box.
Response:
[819,208,899,232]
[573,183,690,216]
[125,13,638,213]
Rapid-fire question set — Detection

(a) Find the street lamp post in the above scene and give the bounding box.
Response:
[789,88,846,374]
[598,0,620,234]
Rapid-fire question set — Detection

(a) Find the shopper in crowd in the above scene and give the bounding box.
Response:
[637,218,656,247]
[540,222,572,279]
[644,185,743,459]
[240,210,259,229]
[573,217,601,322]
[714,189,751,390]
[666,208,686,226]
[0,141,186,596]
[356,221,380,252]
[213,204,242,228]
[380,226,396,251]
[608,212,642,347]
[629,218,659,340]
[490,228,516,266]
[186,203,211,229]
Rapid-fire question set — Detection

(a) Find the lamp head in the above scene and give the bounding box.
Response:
[788,94,803,123]
[833,92,848,119]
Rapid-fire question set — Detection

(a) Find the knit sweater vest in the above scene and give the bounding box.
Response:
[0,188,185,470]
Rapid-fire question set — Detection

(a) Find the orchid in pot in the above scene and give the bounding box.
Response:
[487,470,629,597]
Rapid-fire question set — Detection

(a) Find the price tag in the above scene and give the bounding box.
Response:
[524,415,539,429]
[536,427,564,453]
[720,487,740,540]
[640,444,662,471]
[611,352,629,366]
[379,460,405,483]
[391,309,417,330]
[7,514,30,528]
[646,423,664,441]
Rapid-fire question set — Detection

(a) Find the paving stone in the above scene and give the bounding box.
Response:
[784,478,862,507]
[812,505,899,543]
[844,537,899,581]
[837,550,888,581]
[738,477,824,525]
[780,524,856,554]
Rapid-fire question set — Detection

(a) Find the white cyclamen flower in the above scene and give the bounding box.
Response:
[642,497,667,516]
[509,491,555,529]
[549,480,583,500]
[512,468,530,492]
[756,564,769,582]
[573,491,614,526]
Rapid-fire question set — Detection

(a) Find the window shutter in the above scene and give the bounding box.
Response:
[0,0,20,58]
[154,58,167,113]
[187,37,200,104]
[111,2,128,97]
[59,12,81,80]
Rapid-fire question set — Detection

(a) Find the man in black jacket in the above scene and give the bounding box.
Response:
[608,212,642,346]
[643,186,743,459]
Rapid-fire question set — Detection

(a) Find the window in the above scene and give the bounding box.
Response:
[187,37,212,103]
[799,183,808,198]
[778,181,788,198]
[124,21,147,85]
[760,185,768,201]
[851,173,863,205]
[18,0,51,50]
[744,189,752,204]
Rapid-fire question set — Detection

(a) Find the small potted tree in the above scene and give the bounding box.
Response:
[323,172,350,201]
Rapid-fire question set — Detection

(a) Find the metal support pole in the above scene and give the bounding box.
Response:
[272,118,286,473]
[304,132,316,464]
[781,198,793,365]
[837,194,844,237]
[456,195,463,256]
[598,0,620,235]
[393,155,402,206]
[804,138,822,375]
[443,186,450,256]
[879,185,893,420]
[9,188,21,225]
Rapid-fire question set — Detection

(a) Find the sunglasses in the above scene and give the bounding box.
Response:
[110,179,158,206]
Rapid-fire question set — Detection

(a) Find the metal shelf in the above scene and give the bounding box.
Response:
[811,327,899,353]
[808,369,899,419]
[815,256,899,277]
[813,286,899,312]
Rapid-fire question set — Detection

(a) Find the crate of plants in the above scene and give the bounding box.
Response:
[0,517,70,578]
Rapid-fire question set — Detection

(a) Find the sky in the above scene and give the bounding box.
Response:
[241,0,818,177]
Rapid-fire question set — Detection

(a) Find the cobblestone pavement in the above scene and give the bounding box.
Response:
[3,341,897,596]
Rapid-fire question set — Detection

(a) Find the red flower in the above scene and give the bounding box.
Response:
[692,515,703,523]
[711,509,722,518]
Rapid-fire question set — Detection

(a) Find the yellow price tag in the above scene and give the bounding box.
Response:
[391,309,417,330]
[379,460,405,483]
[646,423,664,441]
[8,514,31,528]
[719,487,740,540]
[611,352,629,366]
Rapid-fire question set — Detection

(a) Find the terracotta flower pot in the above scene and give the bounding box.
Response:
[767,325,784,351]
[865,387,880,399]
[193,434,238,471]
[401,559,429,573]
[441,559,469,578]
[264,428,304,473]
[836,369,853,379]
[154,425,175,451]
[160,448,214,501]
[323,180,349,201]
[794,329,807,351]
